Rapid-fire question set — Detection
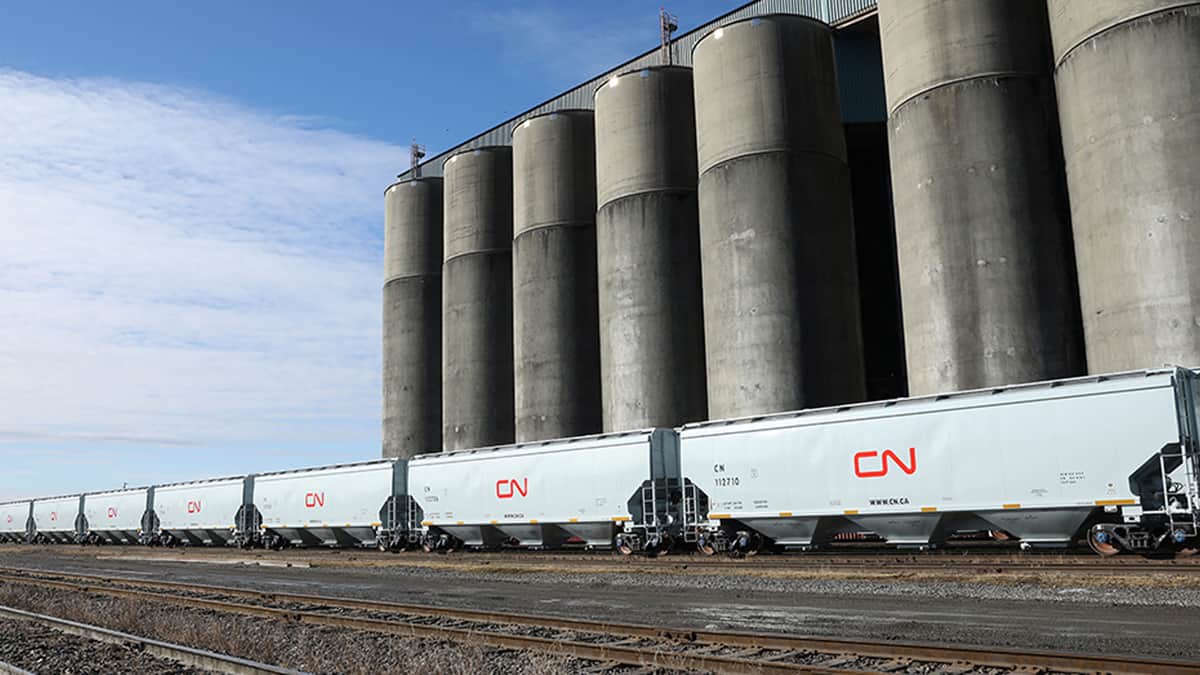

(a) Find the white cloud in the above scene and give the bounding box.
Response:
[0,69,404,498]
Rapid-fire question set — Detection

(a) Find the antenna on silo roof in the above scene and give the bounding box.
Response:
[410,139,427,178]
[660,8,678,66]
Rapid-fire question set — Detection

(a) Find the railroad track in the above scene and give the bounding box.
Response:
[0,566,1196,675]
[0,602,294,674]
[30,543,1200,576]
[610,557,1200,575]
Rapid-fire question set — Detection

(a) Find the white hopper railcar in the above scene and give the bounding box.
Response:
[0,501,31,543]
[153,477,250,546]
[679,368,1200,556]
[82,488,152,544]
[30,496,82,543]
[253,460,404,548]
[408,429,680,552]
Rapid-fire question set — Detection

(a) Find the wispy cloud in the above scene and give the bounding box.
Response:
[464,3,656,82]
[0,69,405,498]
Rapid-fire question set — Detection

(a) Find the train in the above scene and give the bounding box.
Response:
[2,368,1198,558]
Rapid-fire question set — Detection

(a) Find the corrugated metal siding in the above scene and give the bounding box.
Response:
[827,0,878,24]
[401,0,878,180]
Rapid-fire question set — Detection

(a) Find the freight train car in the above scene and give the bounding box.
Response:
[0,501,30,543]
[680,368,1200,556]
[408,429,680,552]
[30,495,82,543]
[253,460,404,549]
[3,369,1196,557]
[152,477,250,546]
[81,488,152,544]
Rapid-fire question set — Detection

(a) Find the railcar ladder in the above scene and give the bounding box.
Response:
[1158,443,1199,538]
[640,482,660,542]
[682,483,702,542]
[1165,369,1200,540]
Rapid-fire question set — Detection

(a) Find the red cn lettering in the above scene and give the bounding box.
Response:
[5,515,11,524]
[187,500,202,514]
[304,492,325,508]
[107,507,118,519]
[853,447,917,478]
[50,511,58,522]
[495,478,528,499]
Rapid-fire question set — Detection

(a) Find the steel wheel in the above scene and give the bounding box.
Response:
[1087,526,1120,557]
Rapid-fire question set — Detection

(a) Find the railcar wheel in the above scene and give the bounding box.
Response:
[1178,548,1198,558]
[615,534,634,556]
[989,530,1012,542]
[696,533,716,556]
[1087,526,1120,557]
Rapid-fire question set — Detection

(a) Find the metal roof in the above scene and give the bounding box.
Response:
[680,368,1184,432]
[397,0,878,181]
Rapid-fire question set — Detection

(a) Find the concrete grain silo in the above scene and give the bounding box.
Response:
[593,66,707,431]
[1048,1,1200,372]
[382,177,442,458]
[442,147,515,450]
[693,15,865,420]
[878,0,1085,395]
[511,111,602,441]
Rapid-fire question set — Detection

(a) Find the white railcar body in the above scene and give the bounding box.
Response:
[31,496,81,543]
[83,489,150,544]
[408,430,678,548]
[254,461,397,547]
[0,502,30,542]
[154,478,246,545]
[680,370,1196,548]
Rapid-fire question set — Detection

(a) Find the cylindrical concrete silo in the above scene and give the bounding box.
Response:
[511,111,602,441]
[693,15,865,420]
[878,0,1085,395]
[594,66,707,431]
[442,147,515,451]
[1048,1,1200,372]
[382,177,443,458]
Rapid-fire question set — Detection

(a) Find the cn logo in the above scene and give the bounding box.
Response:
[495,478,528,499]
[304,492,325,508]
[5,515,11,524]
[107,507,118,519]
[50,511,58,522]
[854,447,917,478]
[187,500,202,514]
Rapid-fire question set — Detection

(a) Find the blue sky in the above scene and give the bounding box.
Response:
[0,1,741,500]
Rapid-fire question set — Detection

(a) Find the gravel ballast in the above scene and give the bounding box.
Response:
[0,616,207,674]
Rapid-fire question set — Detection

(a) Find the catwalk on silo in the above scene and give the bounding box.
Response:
[511,111,602,442]
[878,0,1084,395]
[442,147,515,451]
[692,15,865,420]
[594,66,707,431]
[1048,0,1200,372]
[382,177,443,458]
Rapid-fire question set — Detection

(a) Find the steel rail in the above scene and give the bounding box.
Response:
[0,603,297,675]
[0,661,33,675]
[1,567,1198,675]
[611,559,1200,574]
